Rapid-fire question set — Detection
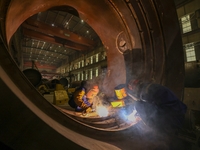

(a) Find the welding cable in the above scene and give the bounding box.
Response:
[127,92,138,101]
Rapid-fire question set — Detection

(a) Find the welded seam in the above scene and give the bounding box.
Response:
[127,0,154,78]
[56,105,136,132]
[137,0,155,80]
[150,0,166,84]
[107,0,135,49]
[126,0,165,82]
[126,2,146,74]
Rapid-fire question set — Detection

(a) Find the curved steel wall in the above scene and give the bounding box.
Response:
[0,0,184,149]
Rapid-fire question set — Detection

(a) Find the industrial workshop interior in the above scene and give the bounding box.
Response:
[0,0,200,149]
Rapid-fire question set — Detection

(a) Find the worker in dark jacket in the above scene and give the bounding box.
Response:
[68,81,92,113]
[126,79,187,134]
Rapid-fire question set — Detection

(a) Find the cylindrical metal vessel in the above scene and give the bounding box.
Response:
[50,79,60,89]
[59,78,68,87]
[23,69,42,87]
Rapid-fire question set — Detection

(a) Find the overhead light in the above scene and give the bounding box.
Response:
[87,30,89,33]
[81,20,84,23]
[52,23,54,26]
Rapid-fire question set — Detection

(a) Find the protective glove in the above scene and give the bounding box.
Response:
[82,95,87,101]
[83,95,91,107]
[86,107,92,113]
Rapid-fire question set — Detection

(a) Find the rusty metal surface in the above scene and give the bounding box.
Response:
[0,0,186,149]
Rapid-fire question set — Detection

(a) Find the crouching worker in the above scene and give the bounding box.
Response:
[68,81,92,113]
[126,79,187,134]
[86,85,99,110]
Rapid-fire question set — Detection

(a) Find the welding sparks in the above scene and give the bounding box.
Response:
[127,109,137,122]
[96,105,109,117]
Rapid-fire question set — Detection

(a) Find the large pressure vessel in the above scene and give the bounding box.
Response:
[23,69,42,87]
[50,79,60,89]
[59,78,68,87]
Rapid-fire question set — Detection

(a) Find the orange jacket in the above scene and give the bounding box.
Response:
[86,85,99,103]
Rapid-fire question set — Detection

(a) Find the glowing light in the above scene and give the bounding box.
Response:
[127,109,137,122]
[96,106,108,117]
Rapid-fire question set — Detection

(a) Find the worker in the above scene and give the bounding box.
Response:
[86,85,99,109]
[68,81,92,113]
[38,83,50,95]
[125,79,187,134]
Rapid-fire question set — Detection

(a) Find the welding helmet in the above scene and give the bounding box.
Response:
[126,79,143,100]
